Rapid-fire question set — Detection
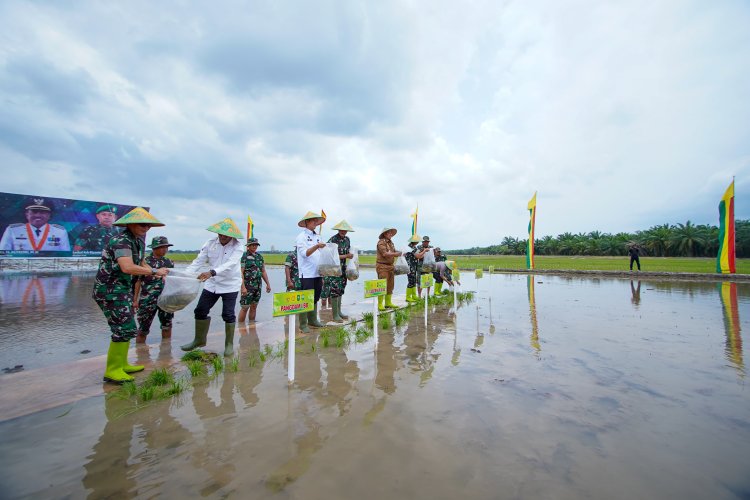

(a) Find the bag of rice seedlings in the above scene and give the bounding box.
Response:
[317,243,342,277]
[394,251,409,275]
[157,270,203,313]
[346,247,360,281]
[421,248,436,273]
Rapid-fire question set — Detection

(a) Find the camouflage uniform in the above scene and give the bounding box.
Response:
[240,251,265,306]
[405,246,419,288]
[92,229,144,342]
[321,233,350,299]
[285,250,301,291]
[75,225,121,251]
[136,254,175,335]
[433,252,447,283]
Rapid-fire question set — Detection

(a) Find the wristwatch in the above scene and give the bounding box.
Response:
[151,268,157,275]
[210,269,216,277]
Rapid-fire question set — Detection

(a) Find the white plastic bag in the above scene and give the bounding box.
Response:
[157,270,203,313]
[346,247,359,281]
[394,248,409,275]
[421,248,436,273]
[317,243,342,277]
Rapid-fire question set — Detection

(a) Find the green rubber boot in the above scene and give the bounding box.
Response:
[337,297,349,320]
[122,340,144,374]
[331,296,343,322]
[224,322,235,357]
[434,282,442,295]
[406,288,417,303]
[181,318,211,351]
[308,304,325,328]
[103,341,134,384]
[385,294,397,309]
[298,311,309,333]
[378,295,386,311]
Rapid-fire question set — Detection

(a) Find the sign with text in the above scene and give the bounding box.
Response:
[420,274,434,288]
[272,290,314,317]
[475,269,483,279]
[364,279,387,298]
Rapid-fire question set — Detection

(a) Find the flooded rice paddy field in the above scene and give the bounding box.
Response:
[0,269,748,499]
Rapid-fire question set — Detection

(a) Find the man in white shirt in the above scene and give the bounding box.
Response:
[0,198,71,253]
[296,211,327,331]
[181,218,245,357]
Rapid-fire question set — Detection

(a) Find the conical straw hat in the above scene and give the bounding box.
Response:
[408,234,421,243]
[379,227,397,239]
[331,220,355,232]
[207,218,243,238]
[114,207,165,227]
[298,211,326,228]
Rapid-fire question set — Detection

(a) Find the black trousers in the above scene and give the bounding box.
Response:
[629,255,641,270]
[194,289,239,323]
[301,277,323,302]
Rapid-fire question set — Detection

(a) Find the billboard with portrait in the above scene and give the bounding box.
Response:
[0,192,146,257]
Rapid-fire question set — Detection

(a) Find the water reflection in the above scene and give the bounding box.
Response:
[719,282,744,376]
[0,273,70,310]
[630,280,642,307]
[527,275,540,356]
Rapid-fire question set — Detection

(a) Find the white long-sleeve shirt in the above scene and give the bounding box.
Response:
[185,237,244,294]
[296,228,321,279]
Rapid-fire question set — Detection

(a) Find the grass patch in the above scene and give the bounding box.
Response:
[362,312,374,329]
[394,308,410,327]
[229,356,240,373]
[187,360,205,377]
[108,366,190,413]
[379,313,391,329]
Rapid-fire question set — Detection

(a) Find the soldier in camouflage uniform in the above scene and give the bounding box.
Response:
[134,236,175,343]
[404,234,427,303]
[238,237,271,323]
[432,247,449,294]
[92,207,169,384]
[74,204,121,252]
[323,221,355,322]
[417,235,432,298]
[284,247,301,292]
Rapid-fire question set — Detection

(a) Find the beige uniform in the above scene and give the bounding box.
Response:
[376,238,397,294]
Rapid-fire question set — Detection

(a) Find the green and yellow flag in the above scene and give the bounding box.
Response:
[411,205,418,236]
[526,192,537,270]
[717,180,736,274]
[246,215,254,241]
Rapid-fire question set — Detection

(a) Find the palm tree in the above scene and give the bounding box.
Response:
[670,221,706,257]
[642,224,672,257]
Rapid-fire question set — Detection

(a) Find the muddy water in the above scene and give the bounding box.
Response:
[0,272,749,499]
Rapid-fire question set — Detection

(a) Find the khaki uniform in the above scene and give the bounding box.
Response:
[376,238,397,294]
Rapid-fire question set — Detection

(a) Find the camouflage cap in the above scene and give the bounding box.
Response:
[422,235,430,241]
[96,204,117,214]
[298,211,326,228]
[114,207,165,227]
[246,237,260,246]
[149,236,173,248]
[25,197,51,211]
[408,234,421,243]
[207,218,242,238]
[379,227,398,239]
[331,220,355,232]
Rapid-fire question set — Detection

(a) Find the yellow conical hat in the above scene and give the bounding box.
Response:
[331,220,355,232]
[298,211,326,228]
[408,234,421,243]
[207,218,243,238]
[114,207,164,227]
[379,227,397,239]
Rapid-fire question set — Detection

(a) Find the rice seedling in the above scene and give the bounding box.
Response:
[181,350,207,362]
[229,356,240,372]
[186,360,205,377]
[362,312,374,328]
[146,368,173,387]
[354,327,371,343]
[263,344,273,357]
[394,308,410,326]
[164,378,189,396]
[333,326,349,347]
[211,355,224,373]
[273,342,286,359]
[379,313,391,329]
[349,318,357,328]
[138,384,155,402]
[320,329,331,348]
[258,350,267,362]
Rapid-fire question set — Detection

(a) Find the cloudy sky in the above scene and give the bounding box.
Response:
[1,0,748,251]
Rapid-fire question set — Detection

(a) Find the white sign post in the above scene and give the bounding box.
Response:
[273,290,314,384]
[421,274,434,326]
[364,279,387,347]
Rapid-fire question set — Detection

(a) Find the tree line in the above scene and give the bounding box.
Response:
[449,220,750,258]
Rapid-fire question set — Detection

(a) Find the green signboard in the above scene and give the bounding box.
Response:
[272,290,314,317]
[475,269,483,279]
[420,274,434,288]
[364,279,387,298]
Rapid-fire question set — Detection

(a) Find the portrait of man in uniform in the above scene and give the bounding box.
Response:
[74,204,121,252]
[0,198,71,252]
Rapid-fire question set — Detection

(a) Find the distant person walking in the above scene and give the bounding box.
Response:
[628,244,642,271]
[92,207,169,384]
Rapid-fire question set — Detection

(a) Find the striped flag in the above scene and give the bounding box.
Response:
[717,181,736,274]
[320,209,327,236]
[411,205,418,236]
[526,192,537,270]
[246,215,254,240]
